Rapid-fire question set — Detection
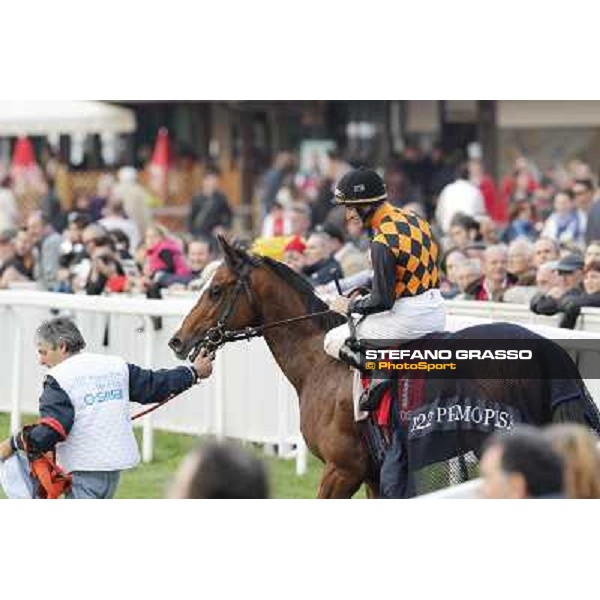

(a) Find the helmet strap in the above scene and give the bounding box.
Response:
[355,201,382,226]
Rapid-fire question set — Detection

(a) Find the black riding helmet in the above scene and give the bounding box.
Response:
[334,166,387,222]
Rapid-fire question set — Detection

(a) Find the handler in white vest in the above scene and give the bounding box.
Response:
[0,317,213,499]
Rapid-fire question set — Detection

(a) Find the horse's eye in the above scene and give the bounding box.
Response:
[208,285,222,300]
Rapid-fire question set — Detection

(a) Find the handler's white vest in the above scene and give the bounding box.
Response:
[50,353,140,473]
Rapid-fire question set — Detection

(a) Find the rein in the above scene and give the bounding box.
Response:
[217,308,335,344]
[131,395,176,421]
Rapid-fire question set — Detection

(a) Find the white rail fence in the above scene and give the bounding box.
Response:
[420,479,483,499]
[1,292,599,481]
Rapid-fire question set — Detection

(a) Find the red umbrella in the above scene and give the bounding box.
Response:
[10,136,42,196]
[11,136,37,169]
[148,127,170,200]
[150,127,170,168]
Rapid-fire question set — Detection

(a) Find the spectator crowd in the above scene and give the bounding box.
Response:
[0,164,220,331]
[253,147,600,330]
[3,141,600,330]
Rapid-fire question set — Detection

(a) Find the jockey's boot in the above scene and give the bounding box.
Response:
[339,342,362,370]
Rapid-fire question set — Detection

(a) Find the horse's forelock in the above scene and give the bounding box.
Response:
[196,260,224,297]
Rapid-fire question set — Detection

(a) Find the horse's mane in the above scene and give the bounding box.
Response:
[258,256,346,331]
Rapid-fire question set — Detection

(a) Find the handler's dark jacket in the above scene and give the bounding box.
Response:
[11,362,198,457]
[350,202,439,315]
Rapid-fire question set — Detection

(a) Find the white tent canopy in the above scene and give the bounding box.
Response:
[0,101,136,136]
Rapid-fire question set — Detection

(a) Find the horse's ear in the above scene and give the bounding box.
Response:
[217,234,229,253]
[219,235,244,272]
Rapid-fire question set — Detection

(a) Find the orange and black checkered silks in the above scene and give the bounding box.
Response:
[369,202,440,298]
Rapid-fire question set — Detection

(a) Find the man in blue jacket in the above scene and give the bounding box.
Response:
[0,316,213,499]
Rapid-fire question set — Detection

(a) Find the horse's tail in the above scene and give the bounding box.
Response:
[550,379,600,436]
[535,336,600,435]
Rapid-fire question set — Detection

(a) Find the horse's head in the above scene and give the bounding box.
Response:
[169,236,263,360]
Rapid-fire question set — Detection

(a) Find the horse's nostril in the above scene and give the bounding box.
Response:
[169,337,183,351]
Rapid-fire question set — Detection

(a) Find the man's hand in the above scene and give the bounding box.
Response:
[328,295,352,316]
[0,438,14,461]
[193,348,214,380]
[315,283,335,303]
[212,225,227,238]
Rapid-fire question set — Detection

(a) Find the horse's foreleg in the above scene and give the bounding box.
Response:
[317,463,363,499]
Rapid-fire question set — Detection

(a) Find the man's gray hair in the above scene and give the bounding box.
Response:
[460,259,482,276]
[36,317,86,354]
[535,237,560,253]
[508,237,534,257]
[484,243,508,261]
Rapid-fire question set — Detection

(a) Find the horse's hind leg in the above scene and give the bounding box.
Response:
[317,463,363,499]
[364,480,380,499]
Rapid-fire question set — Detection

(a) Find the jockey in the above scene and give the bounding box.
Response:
[324,167,446,365]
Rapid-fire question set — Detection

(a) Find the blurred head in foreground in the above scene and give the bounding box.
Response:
[169,440,270,499]
[480,425,564,499]
[544,424,600,499]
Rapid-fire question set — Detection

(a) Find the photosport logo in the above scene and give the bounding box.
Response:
[363,347,532,374]
[357,337,600,380]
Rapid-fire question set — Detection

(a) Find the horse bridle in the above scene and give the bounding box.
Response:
[188,257,334,361]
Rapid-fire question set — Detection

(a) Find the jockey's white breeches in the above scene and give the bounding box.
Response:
[324,289,447,359]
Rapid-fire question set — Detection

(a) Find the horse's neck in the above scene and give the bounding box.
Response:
[264,327,329,394]
[259,281,336,395]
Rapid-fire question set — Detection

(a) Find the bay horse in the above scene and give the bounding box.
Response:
[168,238,600,498]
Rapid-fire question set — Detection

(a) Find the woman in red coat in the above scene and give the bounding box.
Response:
[468,158,505,224]
[141,223,192,329]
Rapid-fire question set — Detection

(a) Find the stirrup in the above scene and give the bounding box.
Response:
[359,379,391,412]
[345,336,362,352]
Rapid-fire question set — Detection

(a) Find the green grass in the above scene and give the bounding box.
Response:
[0,413,328,499]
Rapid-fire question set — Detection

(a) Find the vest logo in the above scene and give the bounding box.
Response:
[83,388,124,406]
